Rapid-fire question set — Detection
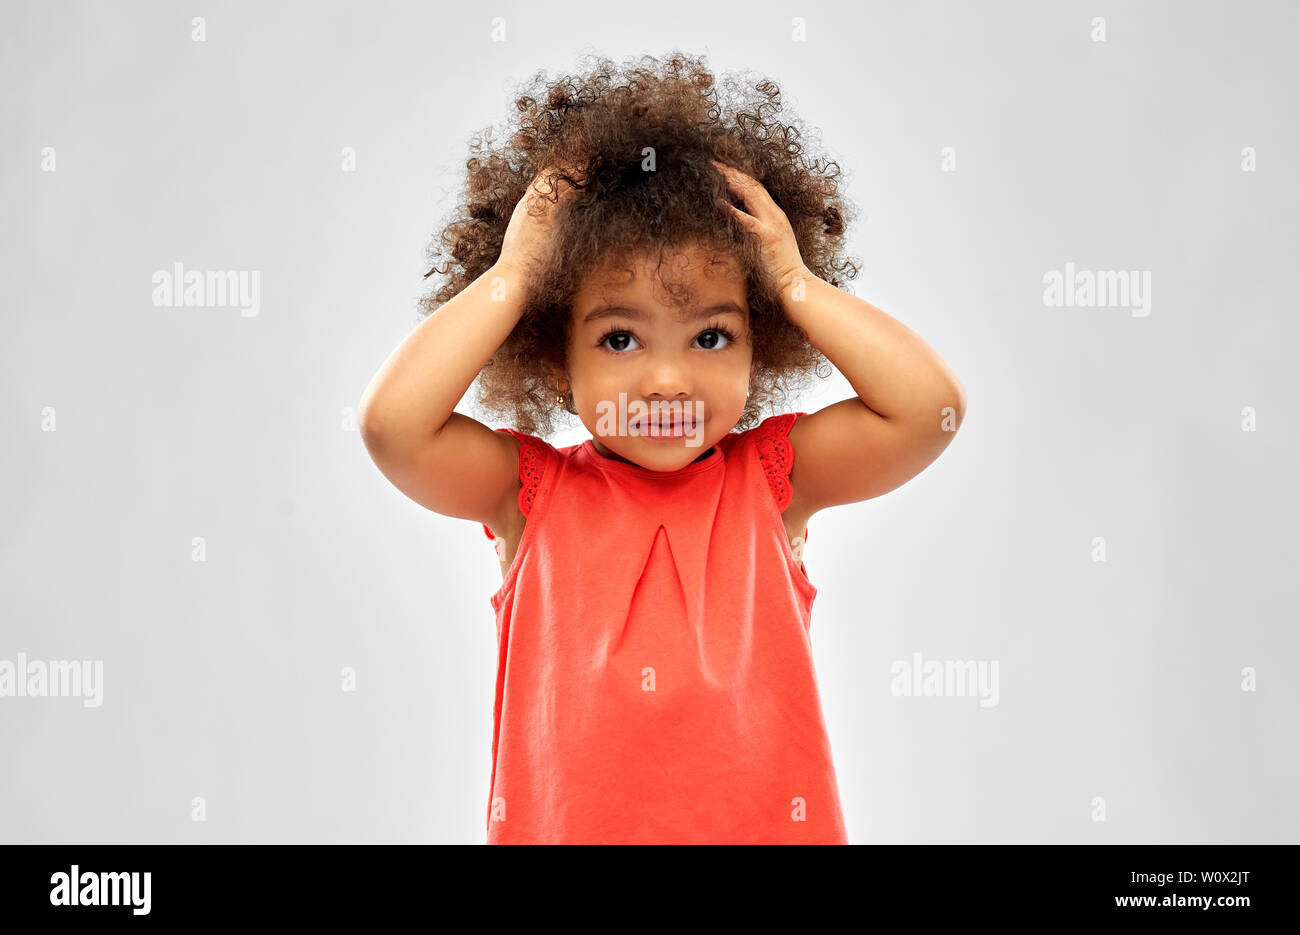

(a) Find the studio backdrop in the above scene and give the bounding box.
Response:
[2,0,1296,844]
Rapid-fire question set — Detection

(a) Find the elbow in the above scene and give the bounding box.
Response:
[931,379,966,436]
[951,379,967,425]
[357,395,392,454]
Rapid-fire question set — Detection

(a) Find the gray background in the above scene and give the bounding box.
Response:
[2,0,1296,843]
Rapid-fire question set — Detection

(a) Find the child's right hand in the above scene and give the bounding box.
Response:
[495,164,585,278]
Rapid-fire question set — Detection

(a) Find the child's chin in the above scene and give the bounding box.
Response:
[633,437,712,464]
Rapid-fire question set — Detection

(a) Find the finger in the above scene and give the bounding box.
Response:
[714,169,757,218]
[711,160,775,221]
[716,196,759,232]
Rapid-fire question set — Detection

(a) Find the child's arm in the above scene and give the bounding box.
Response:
[358,167,579,534]
[358,263,527,534]
[779,278,967,518]
[715,160,967,519]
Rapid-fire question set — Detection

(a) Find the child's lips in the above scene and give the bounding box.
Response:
[632,417,698,434]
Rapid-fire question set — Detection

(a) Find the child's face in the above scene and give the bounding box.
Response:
[561,243,755,471]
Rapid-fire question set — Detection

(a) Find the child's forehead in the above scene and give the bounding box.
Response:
[572,250,749,315]
[576,298,748,328]
[571,281,749,327]
[580,246,744,285]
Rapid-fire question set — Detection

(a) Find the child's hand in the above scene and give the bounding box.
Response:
[712,159,811,294]
[496,164,585,279]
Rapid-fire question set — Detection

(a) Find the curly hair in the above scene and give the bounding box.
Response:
[419,51,860,437]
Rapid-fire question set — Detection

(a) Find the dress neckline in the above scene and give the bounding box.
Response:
[579,439,725,478]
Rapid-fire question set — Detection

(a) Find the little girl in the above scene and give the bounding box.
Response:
[359,53,966,844]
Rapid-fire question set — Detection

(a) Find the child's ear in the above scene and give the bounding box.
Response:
[542,361,570,393]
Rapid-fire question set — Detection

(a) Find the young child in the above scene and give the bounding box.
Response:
[359,53,966,844]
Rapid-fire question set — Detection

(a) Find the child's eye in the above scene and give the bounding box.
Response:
[597,330,641,352]
[694,327,735,351]
[596,322,738,353]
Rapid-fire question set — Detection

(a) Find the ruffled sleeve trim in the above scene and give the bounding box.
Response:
[717,411,806,512]
[752,411,806,512]
[482,428,552,540]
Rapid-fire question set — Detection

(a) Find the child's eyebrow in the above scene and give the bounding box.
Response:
[582,302,747,325]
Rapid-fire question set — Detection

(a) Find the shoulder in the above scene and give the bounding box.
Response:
[718,411,804,451]
[491,428,562,500]
[478,427,565,541]
[718,412,807,511]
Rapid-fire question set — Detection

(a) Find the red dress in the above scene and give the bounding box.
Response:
[479,412,848,843]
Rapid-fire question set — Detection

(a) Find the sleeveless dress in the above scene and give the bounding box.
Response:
[478,411,848,844]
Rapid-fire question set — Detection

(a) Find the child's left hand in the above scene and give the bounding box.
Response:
[712,159,812,294]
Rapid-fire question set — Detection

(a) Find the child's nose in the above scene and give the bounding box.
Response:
[639,357,693,398]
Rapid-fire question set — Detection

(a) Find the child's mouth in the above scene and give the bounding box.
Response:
[632,416,698,438]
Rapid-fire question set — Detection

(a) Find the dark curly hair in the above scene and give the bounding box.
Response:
[419,51,860,437]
